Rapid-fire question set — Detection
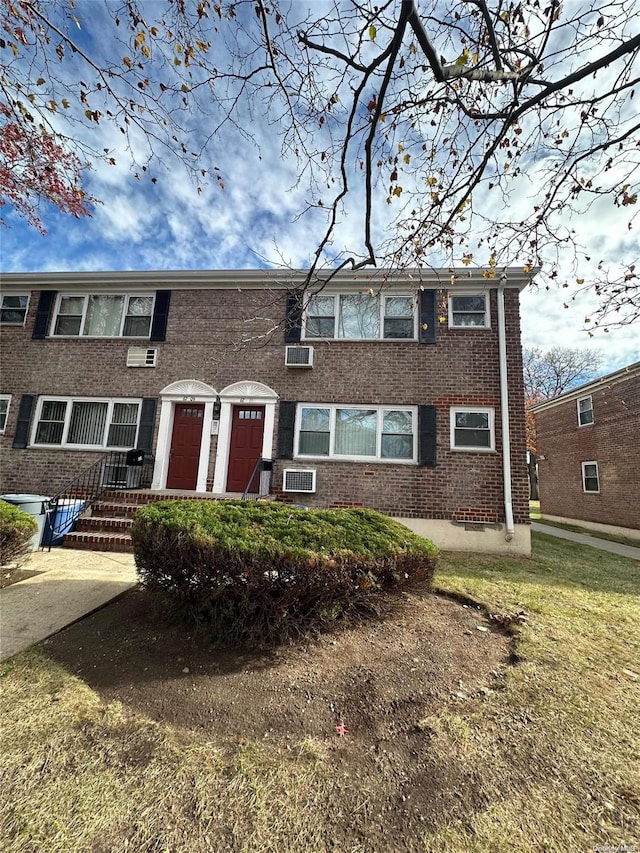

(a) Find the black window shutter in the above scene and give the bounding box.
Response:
[419,290,437,345]
[137,398,157,453]
[32,291,56,339]
[12,395,36,449]
[150,291,171,341]
[418,405,437,467]
[277,401,297,459]
[284,292,303,343]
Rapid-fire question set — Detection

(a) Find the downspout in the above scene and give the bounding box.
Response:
[497,280,515,541]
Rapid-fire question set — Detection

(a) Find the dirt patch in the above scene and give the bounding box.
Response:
[42,585,513,845]
[0,566,44,588]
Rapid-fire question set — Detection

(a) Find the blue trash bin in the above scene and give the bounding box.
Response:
[42,498,86,546]
[0,494,50,551]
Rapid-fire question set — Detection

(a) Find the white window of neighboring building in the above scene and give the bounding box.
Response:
[0,294,29,325]
[0,395,11,433]
[577,395,594,426]
[296,404,417,462]
[582,461,600,493]
[448,294,490,328]
[32,398,141,449]
[51,294,154,338]
[303,293,416,341]
[450,407,495,451]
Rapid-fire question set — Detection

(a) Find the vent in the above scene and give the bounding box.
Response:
[127,347,157,367]
[283,468,316,493]
[285,345,314,368]
[101,463,142,488]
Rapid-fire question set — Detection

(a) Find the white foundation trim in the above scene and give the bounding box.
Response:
[398,518,532,555]
[212,381,279,494]
[152,380,218,491]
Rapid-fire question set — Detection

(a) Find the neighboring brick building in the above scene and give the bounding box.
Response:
[532,362,640,536]
[0,267,533,553]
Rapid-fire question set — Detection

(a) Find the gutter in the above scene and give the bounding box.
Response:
[497,280,515,541]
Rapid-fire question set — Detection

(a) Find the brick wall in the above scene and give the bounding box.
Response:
[0,285,529,525]
[534,375,640,529]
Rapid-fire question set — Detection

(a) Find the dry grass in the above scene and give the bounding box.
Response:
[1,532,639,852]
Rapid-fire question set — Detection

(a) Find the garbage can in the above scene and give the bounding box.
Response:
[41,498,86,547]
[0,493,50,551]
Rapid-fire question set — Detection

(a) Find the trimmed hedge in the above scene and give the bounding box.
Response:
[0,501,38,568]
[131,500,438,645]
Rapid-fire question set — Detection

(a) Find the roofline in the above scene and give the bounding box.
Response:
[530,361,640,412]
[0,266,537,292]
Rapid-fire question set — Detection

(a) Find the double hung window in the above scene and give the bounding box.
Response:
[449,294,489,328]
[304,293,415,340]
[0,294,29,325]
[582,462,600,493]
[0,395,10,433]
[33,398,141,448]
[577,396,594,426]
[450,407,495,451]
[52,294,153,337]
[297,405,416,461]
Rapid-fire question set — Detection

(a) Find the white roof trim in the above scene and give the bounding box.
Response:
[0,266,536,292]
[530,362,640,413]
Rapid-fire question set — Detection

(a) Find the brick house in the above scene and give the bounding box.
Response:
[531,362,640,537]
[0,267,533,554]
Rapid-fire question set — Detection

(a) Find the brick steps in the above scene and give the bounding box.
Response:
[63,530,134,553]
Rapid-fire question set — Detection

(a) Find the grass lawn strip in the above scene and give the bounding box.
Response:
[0,533,638,852]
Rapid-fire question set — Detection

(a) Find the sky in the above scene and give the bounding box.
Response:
[1,0,638,376]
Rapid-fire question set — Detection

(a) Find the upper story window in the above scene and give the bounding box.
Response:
[0,294,29,325]
[448,294,490,328]
[51,294,154,337]
[450,407,496,451]
[0,395,10,433]
[303,293,416,340]
[296,404,417,462]
[577,395,594,426]
[32,397,141,449]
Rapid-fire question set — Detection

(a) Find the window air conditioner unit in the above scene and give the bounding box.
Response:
[283,469,317,493]
[285,345,314,368]
[127,347,157,367]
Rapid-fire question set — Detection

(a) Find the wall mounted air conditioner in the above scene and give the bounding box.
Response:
[126,347,157,367]
[285,345,314,368]
[283,469,317,493]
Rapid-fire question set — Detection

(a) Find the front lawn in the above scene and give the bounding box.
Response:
[1,533,638,852]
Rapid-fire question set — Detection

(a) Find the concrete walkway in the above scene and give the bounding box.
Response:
[0,549,137,662]
[531,521,640,561]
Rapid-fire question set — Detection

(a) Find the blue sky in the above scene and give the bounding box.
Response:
[1,1,638,374]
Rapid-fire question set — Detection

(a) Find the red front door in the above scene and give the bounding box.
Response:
[226,405,265,492]
[166,404,205,490]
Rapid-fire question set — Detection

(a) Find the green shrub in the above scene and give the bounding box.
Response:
[0,501,38,568]
[131,500,438,645]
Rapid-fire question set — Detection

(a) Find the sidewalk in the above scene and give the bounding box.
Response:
[0,549,137,662]
[531,521,640,561]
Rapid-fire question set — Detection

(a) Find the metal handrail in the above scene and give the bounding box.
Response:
[241,457,273,500]
[41,449,154,549]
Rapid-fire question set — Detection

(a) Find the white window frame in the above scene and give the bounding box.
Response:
[582,461,600,494]
[0,293,30,325]
[31,397,142,450]
[577,395,594,427]
[448,293,490,329]
[0,395,11,434]
[50,293,155,338]
[295,404,418,463]
[302,292,418,341]
[450,406,496,452]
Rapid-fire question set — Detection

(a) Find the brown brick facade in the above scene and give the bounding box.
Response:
[534,369,640,530]
[0,274,529,530]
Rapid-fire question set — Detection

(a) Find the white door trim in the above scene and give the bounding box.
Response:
[212,381,278,494]
[152,380,218,491]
